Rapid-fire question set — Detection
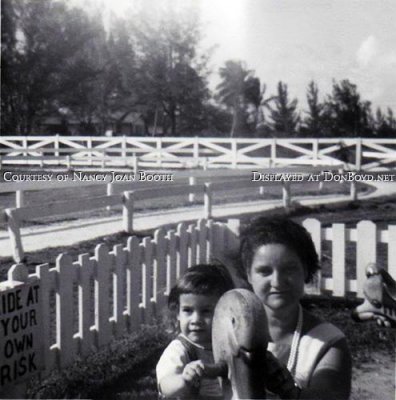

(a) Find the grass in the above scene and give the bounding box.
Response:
[0,167,371,229]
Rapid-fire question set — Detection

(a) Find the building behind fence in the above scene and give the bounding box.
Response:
[1,217,396,396]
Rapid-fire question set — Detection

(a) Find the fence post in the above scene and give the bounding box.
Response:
[355,138,362,170]
[388,225,396,279]
[350,181,357,201]
[56,253,75,368]
[66,155,71,170]
[356,220,377,298]
[23,136,28,157]
[189,177,196,203]
[122,135,127,166]
[123,191,134,233]
[142,237,154,323]
[5,209,24,263]
[193,137,199,164]
[88,137,93,166]
[39,149,44,168]
[132,153,139,173]
[318,172,324,192]
[202,157,208,170]
[95,244,112,348]
[106,183,114,211]
[332,224,346,297]
[282,182,291,209]
[16,190,24,208]
[157,138,162,167]
[153,228,167,314]
[55,134,60,159]
[126,236,142,332]
[270,138,277,167]
[313,139,319,164]
[231,140,237,168]
[204,183,212,219]
[113,244,127,337]
[101,150,106,169]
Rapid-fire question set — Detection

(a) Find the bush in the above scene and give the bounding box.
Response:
[28,326,171,399]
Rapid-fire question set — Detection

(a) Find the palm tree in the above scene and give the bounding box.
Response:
[245,81,277,131]
[216,60,252,137]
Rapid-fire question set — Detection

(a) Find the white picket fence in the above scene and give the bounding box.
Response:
[1,219,238,377]
[1,136,395,170]
[1,217,395,394]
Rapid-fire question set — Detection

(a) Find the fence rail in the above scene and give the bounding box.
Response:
[1,136,395,170]
[3,175,358,263]
[1,217,395,395]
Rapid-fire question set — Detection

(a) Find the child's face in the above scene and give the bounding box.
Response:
[177,293,219,347]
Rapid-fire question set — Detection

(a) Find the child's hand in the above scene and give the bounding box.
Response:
[182,360,205,387]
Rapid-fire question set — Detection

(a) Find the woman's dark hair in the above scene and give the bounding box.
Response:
[166,264,235,333]
[240,217,320,283]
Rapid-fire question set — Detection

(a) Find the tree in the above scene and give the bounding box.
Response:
[56,7,112,135]
[128,3,209,136]
[1,0,105,134]
[216,60,254,137]
[269,81,300,136]
[1,0,20,133]
[323,79,373,137]
[244,79,277,135]
[303,81,325,136]
[373,107,396,137]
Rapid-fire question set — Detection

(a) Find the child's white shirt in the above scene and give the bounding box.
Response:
[156,334,223,398]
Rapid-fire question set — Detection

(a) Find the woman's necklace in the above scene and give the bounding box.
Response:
[286,304,303,375]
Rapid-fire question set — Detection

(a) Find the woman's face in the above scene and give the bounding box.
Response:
[247,243,306,311]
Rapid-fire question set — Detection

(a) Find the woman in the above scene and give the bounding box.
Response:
[240,217,352,399]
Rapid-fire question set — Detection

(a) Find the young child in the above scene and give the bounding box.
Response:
[156,264,234,399]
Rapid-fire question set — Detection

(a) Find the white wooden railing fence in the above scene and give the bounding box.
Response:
[0,165,344,210]
[1,217,395,394]
[2,176,359,263]
[1,136,395,170]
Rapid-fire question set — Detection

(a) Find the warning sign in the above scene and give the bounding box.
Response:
[0,282,43,390]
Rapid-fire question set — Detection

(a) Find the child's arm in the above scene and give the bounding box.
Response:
[159,360,205,397]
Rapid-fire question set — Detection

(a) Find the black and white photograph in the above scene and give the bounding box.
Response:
[1,0,395,399]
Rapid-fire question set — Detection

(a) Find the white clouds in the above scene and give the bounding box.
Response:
[352,35,396,109]
[356,36,378,67]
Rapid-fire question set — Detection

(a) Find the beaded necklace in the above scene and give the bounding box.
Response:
[286,304,303,375]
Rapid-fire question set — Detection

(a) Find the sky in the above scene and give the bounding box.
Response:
[75,0,396,113]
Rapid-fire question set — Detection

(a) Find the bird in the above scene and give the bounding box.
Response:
[352,263,396,327]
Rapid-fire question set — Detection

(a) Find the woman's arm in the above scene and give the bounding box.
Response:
[300,338,352,400]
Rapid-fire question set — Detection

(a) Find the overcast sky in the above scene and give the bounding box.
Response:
[199,0,396,112]
[77,0,396,113]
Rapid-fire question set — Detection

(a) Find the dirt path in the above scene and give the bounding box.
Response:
[351,351,395,400]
